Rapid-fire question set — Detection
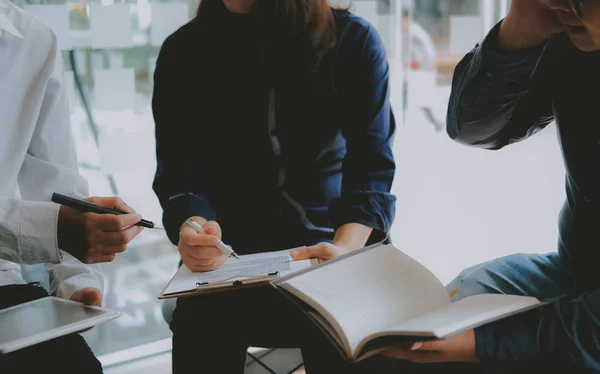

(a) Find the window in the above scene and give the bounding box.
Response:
[387,0,564,284]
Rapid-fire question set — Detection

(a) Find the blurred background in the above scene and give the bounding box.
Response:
[14,0,566,372]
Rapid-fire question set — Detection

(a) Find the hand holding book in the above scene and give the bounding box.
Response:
[382,329,479,363]
[271,243,543,362]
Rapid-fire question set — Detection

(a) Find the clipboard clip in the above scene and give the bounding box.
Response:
[231,272,280,287]
[195,272,281,291]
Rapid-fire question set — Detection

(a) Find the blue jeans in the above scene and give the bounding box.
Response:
[446,252,575,302]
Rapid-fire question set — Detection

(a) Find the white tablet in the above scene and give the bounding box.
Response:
[0,296,121,354]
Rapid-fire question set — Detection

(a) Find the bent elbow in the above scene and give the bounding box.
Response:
[446,107,508,150]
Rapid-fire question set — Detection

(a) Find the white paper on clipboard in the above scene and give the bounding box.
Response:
[159,248,312,298]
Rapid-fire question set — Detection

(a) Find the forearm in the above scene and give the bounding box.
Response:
[497,13,552,52]
[333,222,373,251]
[447,21,550,149]
[152,44,215,244]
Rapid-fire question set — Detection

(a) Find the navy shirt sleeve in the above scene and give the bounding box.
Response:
[152,35,217,245]
[447,21,553,150]
[331,21,396,243]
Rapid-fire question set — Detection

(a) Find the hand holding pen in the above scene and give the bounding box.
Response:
[52,193,151,264]
[178,217,239,272]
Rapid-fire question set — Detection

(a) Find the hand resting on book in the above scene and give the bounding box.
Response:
[290,222,373,264]
[290,242,350,265]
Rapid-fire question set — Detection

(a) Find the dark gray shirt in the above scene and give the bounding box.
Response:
[448,21,600,371]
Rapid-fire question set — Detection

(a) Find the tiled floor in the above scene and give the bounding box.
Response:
[102,346,305,374]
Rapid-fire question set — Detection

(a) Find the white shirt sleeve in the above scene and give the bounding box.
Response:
[45,252,104,299]
[0,199,61,264]
[12,27,104,297]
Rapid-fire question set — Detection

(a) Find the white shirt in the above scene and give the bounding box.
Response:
[0,0,103,299]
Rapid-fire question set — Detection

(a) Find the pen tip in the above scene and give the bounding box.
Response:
[153,225,165,230]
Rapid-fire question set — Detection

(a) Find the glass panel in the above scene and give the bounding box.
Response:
[15,0,191,357]
[392,0,565,284]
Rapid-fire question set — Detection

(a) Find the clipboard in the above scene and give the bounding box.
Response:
[158,271,282,299]
[158,248,312,299]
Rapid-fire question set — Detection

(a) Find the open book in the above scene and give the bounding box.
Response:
[271,243,543,362]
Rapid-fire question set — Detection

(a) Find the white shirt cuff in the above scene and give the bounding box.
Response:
[20,201,61,264]
[46,252,104,300]
[55,271,104,300]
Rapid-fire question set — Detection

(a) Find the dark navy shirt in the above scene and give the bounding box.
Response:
[449,22,600,371]
[152,2,396,254]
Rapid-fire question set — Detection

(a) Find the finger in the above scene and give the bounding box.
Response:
[87,196,135,214]
[80,289,103,306]
[290,246,310,260]
[180,228,220,247]
[410,340,441,351]
[187,258,216,267]
[188,264,218,272]
[85,196,135,213]
[95,226,142,246]
[110,197,136,214]
[290,245,334,261]
[203,221,222,238]
[88,253,117,263]
[395,350,446,364]
[184,257,221,272]
[383,347,445,363]
[187,247,224,260]
[88,213,142,231]
[111,213,143,231]
[184,253,219,267]
[382,347,411,359]
[96,244,128,255]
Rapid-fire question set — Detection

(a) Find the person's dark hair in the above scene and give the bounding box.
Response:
[197,0,347,71]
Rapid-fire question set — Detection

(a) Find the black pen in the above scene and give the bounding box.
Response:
[51,193,163,230]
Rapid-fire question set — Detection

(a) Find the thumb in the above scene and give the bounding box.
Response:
[290,246,313,260]
[75,288,103,306]
[291,245,333,261]
[203,221,222,238]
[410,341,437,351]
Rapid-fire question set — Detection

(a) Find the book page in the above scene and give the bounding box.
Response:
[385,294,541,338]
[279,244,450,357]
[162,249,311,296]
